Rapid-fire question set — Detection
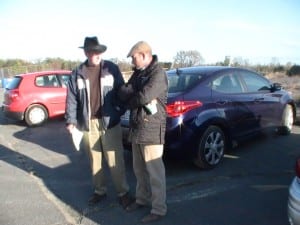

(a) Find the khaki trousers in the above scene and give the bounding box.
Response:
[132,143,167,216]
[84,119,129,197]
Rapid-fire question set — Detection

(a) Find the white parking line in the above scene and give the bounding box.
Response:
[167,184,239,203]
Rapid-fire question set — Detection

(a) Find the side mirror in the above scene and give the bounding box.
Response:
[271,82,282,92]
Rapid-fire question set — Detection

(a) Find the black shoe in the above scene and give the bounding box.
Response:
[125,202,144,212]
[88,193,107,206]
[141,213,163,223]
[119,192,135,209]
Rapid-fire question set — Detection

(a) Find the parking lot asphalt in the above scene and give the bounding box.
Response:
[1,87,300,225]
[3,118,299,225]
[0,117,135,225]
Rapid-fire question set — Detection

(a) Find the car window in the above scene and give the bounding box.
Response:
[49,75,59,87]
[59,74,70,87]
[168,73,202,93]
[36,75,59,87]
[212,74,243,93]
[5,76,22,90]
[241,71,271,92]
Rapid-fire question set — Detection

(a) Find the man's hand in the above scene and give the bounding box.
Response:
[66,124,75,134]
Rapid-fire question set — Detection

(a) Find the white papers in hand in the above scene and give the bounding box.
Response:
[70,127,83,151]
[144,100,157,115]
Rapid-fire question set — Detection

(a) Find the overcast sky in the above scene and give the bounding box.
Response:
[0,0,299,65]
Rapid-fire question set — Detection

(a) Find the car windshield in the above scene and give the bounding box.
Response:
[5,76,22,90]
[168,73,203,93]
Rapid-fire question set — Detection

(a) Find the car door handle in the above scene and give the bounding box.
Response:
[254,98,264,102]
[216,100,230,105]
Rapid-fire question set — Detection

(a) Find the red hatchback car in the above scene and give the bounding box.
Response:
[2,70,71,126]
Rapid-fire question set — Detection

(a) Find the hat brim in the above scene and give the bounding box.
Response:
[79,45,107,53]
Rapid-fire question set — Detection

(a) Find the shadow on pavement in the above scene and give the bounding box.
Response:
[0,116,141,224]
[1,104,300,225]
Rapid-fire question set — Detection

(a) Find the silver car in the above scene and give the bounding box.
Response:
[288,158,300,225]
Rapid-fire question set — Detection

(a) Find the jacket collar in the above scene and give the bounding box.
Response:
[77,59,103,79]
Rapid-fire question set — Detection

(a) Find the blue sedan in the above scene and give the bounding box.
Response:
[121,66,297,169]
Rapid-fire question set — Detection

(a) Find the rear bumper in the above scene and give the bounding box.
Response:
[120,119,198,155]
[288,177,300,225]
[2,105,24,121]
[165,127,196,156]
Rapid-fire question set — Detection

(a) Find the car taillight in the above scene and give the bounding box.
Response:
[166,100,202,117]
[9,90,20,101]
[296,158,300,178]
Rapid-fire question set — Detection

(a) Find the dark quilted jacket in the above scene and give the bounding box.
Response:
[119,55,168,144]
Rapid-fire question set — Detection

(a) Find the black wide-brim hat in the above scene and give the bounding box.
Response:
[79,36,107,53]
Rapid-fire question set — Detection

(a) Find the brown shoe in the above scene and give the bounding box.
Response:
[141,213,163,223]
[88,193,107,206]
[118,192,134,209]
[125,202,144,212]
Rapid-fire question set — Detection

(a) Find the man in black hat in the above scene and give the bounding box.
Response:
[65,36,132,208]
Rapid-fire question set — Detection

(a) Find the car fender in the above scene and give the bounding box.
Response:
[194,108,225,127]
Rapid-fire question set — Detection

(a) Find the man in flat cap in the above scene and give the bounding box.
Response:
[65,36,132,209]
[119,41,168,223]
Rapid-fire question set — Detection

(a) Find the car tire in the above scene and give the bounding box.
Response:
[25,104,48,126]
[193,125,225,169]
[277,104,293,135]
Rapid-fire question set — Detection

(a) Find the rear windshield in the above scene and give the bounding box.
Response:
[5,77,22,90]
[168,73,203,93]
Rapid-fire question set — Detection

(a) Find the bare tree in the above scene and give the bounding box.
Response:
[173,50,204,68]
[110,58,132,72]
[224,56,231,66]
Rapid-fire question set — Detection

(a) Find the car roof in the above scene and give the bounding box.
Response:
[167,66,254,77]
[16,70,71,77]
